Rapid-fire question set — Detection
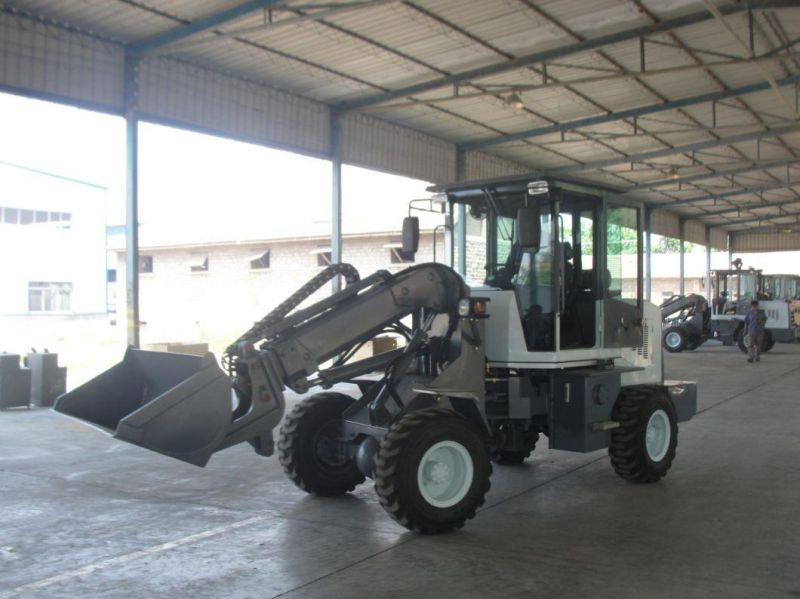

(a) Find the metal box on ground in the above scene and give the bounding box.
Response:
[25,352,67,407]
[0,353,32,410]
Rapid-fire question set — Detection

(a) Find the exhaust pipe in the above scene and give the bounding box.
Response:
[54,349,285,467]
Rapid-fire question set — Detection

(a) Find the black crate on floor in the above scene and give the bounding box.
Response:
[25,352,67,407]
[0,353,32,410]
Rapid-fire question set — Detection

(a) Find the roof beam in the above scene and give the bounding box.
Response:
[550,123,800,175]
[726,210,800,228]
[339,0,798,111]
[626,158,800,191]
[128,0,287,55]
[462,73,800,151]
[728,218,800,233]
[677,182,800,212]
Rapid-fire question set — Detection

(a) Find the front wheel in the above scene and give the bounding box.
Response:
[738,330,774,353]
[374,408,491,534]
[609,386,678,483]
[662,328,686,353]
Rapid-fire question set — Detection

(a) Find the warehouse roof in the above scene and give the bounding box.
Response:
[2,0,800,250]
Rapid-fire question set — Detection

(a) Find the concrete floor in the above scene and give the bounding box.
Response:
[1,342,799,598]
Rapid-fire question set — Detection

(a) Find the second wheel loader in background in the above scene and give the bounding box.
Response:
[660,265,800,353]
[55,175,697,533]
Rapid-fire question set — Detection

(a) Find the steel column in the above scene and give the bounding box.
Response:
[679,220,686,296]
[455,150,467,274]
[331,111,343,292]
[705,227,712,301]
[645,207,652,302]
[124,56,140,348]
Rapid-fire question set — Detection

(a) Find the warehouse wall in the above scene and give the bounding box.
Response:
[114,232,435,355]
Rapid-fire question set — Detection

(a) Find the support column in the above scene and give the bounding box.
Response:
[727,232,733,268]
[330,111,343,292]
[705,227,712,301]
[679,220,685,296]
[644,207,652,302]
[454,149,467,274]
[124,56,140,348]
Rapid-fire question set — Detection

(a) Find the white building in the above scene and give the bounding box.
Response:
[0,162,108,315]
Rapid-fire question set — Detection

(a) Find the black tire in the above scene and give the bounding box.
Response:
[278,392,365,496]
[684,337,702,351]
[374,407,491,534]
[491,432,539,465]
[737,330,774,353]
[764,331,775,352]
[662,327,686,353]
[737,330,748,353]
[609,386,678,483]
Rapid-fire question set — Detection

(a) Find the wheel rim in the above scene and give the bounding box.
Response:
[416,440,474,508]
[665,331,682,349]
[312,420,347,471]
[645,410,671,462]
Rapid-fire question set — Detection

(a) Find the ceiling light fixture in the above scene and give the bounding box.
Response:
[505,91,525,110]
[668,167,680,180]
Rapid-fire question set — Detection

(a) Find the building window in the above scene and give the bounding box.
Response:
[28,282,72,312]
[250,249,271,270]
[0,206,71,227]
[107,269,117,283]
[2,207,19,224]
[311,248,332,267]
[190,254,209,272]
[139,255,154,274]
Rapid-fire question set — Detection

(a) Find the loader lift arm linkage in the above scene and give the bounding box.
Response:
[55,263,469,467]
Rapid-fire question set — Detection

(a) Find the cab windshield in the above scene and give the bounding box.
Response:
[452,183,641,351]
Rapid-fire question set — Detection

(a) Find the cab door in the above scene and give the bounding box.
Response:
[603,202,643,348]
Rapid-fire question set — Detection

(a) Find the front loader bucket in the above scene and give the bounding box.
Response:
[54,349,236,467]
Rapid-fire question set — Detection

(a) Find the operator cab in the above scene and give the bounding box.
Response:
[430,176,645,369]
[711,268,765,315]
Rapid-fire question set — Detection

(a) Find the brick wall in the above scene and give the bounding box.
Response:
[116,233,435,354]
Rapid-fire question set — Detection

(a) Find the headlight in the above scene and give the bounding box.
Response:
[457,298,470,317]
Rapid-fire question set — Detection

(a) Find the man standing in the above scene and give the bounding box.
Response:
[744,300,767,363]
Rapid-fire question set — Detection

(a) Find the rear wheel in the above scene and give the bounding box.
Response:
[278,392,365,496]
[374,408,491,534]
[491,430,539,465]
[764,331,775,352]
[609,386,678,483]
[662,328,686,353]
[738,330,774,353]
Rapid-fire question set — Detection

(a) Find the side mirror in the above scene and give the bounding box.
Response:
[517,207,541,249]
[402,216,420,254]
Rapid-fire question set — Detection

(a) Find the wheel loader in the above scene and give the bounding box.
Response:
[661,265,793,353]
[55,176,697,533]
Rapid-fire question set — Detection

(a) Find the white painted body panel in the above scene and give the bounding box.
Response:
[475,286,662,385]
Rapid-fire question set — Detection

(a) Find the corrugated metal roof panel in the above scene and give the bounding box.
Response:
[731,230,800,252]
[137,56,331,156]
[650,208,680,239]
[340,111,456,182]
[2,0,800,249]
[0,9,124,110]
